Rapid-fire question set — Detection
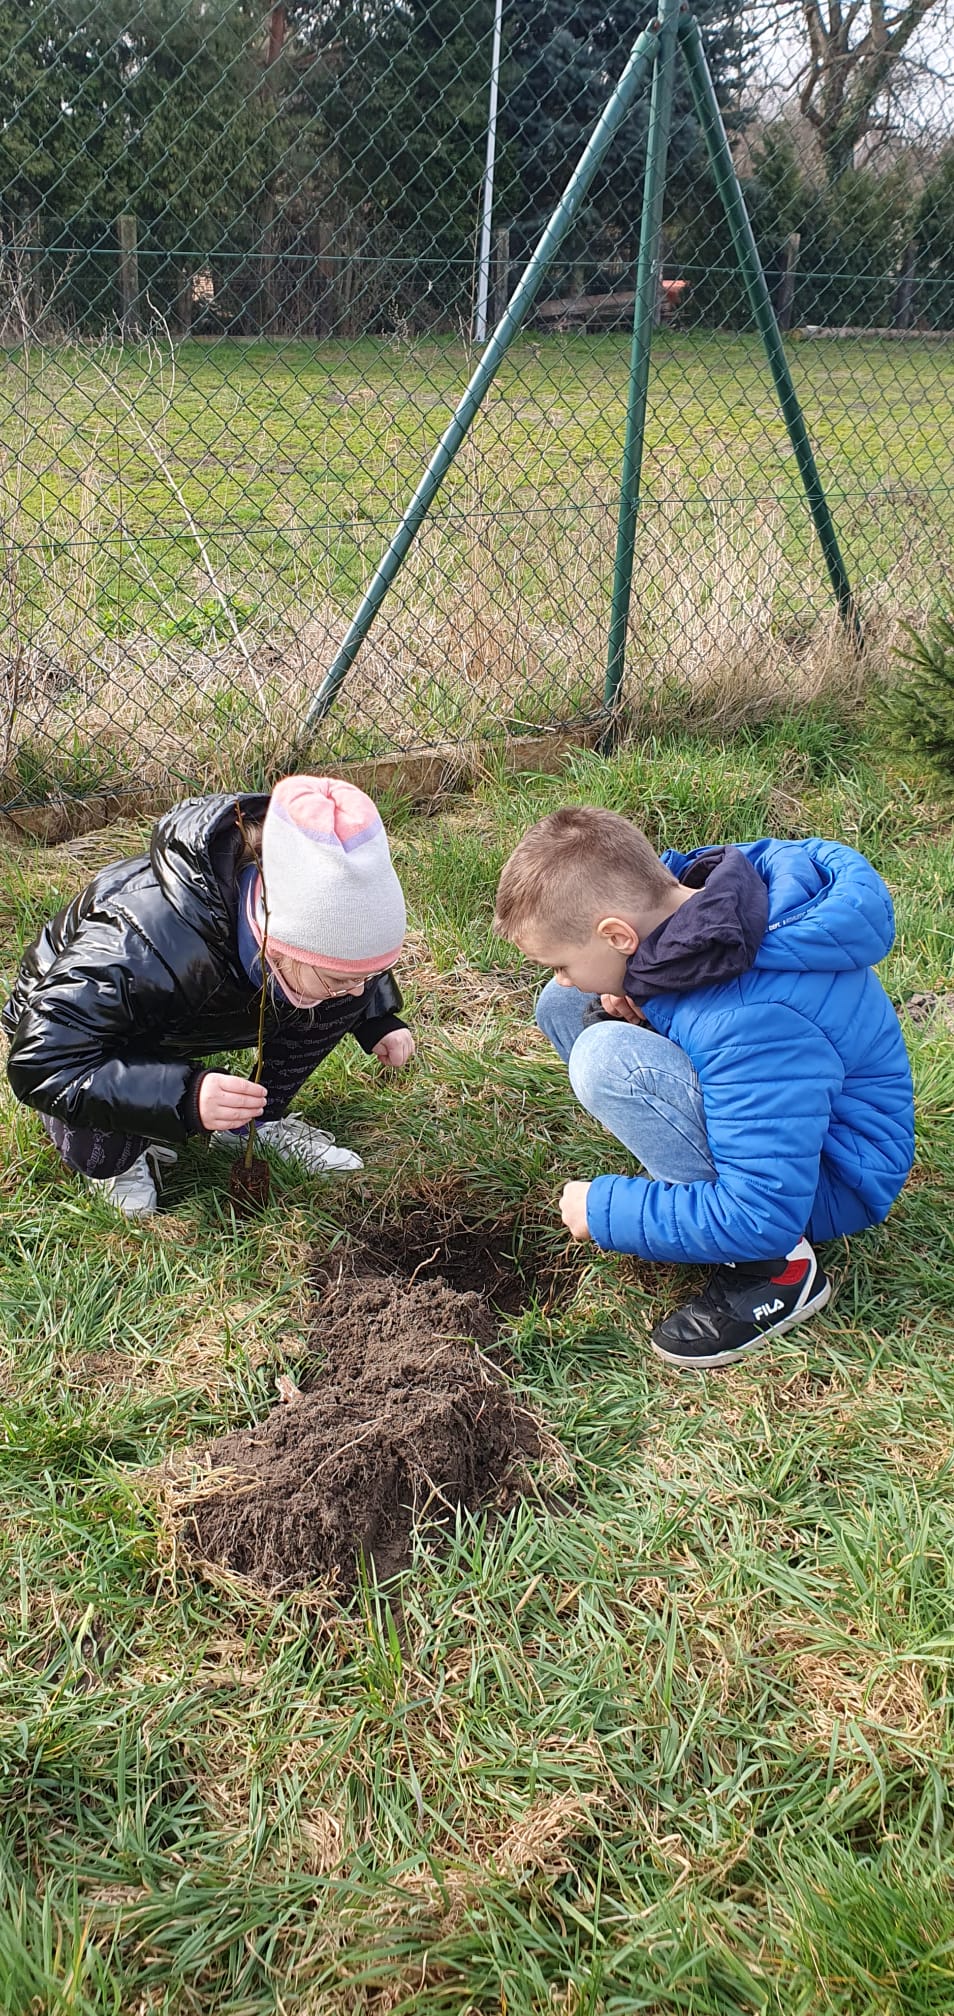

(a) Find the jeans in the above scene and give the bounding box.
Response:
[535,979,716,1185]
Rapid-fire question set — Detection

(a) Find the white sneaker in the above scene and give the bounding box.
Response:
[87,1144,178,1219]
[211,1116,363,1174]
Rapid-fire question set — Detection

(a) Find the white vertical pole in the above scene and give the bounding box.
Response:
[474,0,504,344]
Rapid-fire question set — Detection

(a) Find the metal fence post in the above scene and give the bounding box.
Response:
[677,8,860,643]
[776,232,800,332]
[492,226,511,328]
[474,0,504,345]
[13,208,39,342]
[300,18,660,733]
[605,0,680,713]
[893,239,918,329]
[116,214,139,336]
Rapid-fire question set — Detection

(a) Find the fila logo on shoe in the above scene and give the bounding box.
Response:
[754,1297,785,1321]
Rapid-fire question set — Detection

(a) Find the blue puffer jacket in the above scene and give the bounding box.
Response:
[585,837,915,1263]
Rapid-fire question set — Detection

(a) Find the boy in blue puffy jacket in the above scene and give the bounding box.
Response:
[494,808,914,1370]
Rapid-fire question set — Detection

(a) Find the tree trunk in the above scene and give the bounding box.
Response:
[11,210,39,342]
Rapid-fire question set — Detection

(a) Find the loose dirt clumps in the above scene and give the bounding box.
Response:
[186,1270,539,1595]
[903,989,954,1032]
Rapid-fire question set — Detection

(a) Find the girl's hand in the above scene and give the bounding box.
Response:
[198,1071,267,1131]
[373,1029,416,1070]
[560,1179,593,1241]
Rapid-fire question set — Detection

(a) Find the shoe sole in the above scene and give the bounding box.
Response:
[651,1278,832,1370]
[282,1157,364,1173]
[90,1191,158,1217]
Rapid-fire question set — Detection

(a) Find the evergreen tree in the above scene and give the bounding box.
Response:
[917,145,954,330]
[502,0,750,282]
[1,0,277,324]
[284,0,504,327]
[888,613,954,787]
[2,0,758,334]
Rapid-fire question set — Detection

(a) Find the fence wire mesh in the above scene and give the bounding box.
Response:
[2,0,953,814]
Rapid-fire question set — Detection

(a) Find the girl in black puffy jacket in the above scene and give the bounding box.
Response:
[3,776,414,1217]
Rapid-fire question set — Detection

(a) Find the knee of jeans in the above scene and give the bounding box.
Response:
[567,1020,627,1114]
[534,977,565,1042]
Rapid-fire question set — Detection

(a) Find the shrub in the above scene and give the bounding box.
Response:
[887,611,954,786]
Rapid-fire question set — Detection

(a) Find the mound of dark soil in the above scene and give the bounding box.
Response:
[186,1272,539,1594]
[903,990,954,1031]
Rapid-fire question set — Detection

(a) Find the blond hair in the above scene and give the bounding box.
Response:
[494,806,676,945]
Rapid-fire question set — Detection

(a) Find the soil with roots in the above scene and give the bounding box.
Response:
[186,1270,539,1594]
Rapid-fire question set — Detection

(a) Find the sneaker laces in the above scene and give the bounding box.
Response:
[693,1267,740,1318]
[695,1256,788,1316]
[260,1118,333,1149]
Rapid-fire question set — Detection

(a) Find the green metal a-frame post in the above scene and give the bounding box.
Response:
[302,15,662,732]
[605,0,682,712]
[299,5,858,744]
[676,9,859,643]
[604,1,859,713]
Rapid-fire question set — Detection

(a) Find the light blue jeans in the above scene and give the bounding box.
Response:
[536,979,716,1185]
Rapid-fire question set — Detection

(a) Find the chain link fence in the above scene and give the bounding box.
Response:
[2,0,953,819]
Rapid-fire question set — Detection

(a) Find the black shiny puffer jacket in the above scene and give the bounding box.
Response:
[2,792,405,1143]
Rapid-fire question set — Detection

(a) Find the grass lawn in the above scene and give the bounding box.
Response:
[5,332,954,553]
[1,706,953,2012]
[2,332,953,804]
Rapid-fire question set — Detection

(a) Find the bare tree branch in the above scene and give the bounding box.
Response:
[784,0,947,176]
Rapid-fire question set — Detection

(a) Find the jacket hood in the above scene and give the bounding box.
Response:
[748,836,896,973]
[624,847,768,1005]
[657,835,897,980]
[151,791,269,948]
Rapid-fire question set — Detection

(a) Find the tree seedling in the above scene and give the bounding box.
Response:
[229,802,271,1215]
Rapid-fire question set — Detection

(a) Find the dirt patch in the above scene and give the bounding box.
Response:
[352,1207,561,1316]
[184,1271,540,1595]
[902,990,954,1032]
[228,1154,271,1215]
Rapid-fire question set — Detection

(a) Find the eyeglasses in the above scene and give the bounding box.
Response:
[265,954,394,998]
[315,966,392,992]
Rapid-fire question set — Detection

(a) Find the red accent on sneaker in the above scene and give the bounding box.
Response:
[771,1257,811,1287]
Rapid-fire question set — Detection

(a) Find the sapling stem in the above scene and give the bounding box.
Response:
[233,801,271,1171]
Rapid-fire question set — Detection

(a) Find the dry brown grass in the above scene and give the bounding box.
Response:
[768,1621,943,1758]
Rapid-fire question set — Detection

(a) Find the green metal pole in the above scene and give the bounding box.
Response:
[301,19,660,733]
[605,0,680,712]
[677,8,860,641]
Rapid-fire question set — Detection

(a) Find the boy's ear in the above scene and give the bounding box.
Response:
[596,915,640,956]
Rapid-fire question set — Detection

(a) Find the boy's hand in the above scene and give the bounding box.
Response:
[560,1179,592,1240]
[600,993,645,1024]
[198,1071,267,1131]
[373,1029,416,1070]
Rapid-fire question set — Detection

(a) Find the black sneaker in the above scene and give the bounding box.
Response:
[650,1238,831,1370]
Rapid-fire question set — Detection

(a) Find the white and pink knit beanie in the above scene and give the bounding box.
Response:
[257,776,406,974]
